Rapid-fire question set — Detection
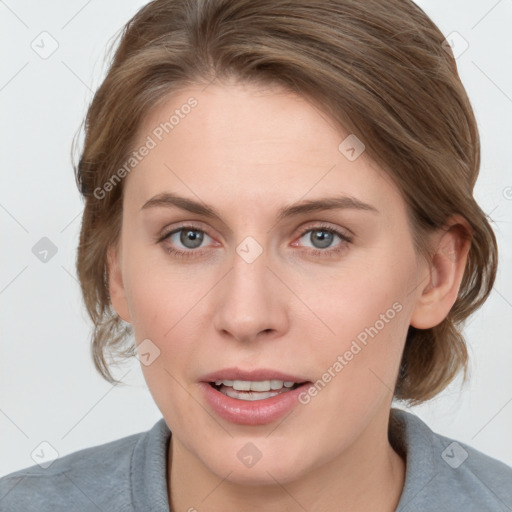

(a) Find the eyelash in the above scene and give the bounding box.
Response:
[157,223,353,259]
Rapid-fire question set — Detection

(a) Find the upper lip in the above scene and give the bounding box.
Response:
[200,367,310,383]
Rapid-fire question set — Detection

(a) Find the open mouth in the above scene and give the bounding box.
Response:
[209,379,307,401]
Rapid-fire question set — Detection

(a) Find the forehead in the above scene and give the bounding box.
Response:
[124,82,401,217]
[136,81,344,160]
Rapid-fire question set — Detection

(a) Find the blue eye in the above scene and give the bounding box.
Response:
[296,225,352,256]
[159,226,212,258]
[158,224,352,259]
[299,229,338,249]
[171,228,209,249]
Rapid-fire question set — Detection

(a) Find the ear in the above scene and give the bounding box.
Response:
[107,242,132,323]
[410,216,471,329]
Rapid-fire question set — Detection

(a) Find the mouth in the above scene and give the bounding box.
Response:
[199,368,312,424]
[208,379,306,401]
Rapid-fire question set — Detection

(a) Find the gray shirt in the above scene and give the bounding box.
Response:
[1,408,511,511]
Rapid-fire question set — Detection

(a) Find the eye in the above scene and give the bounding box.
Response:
[293,224,352,256]
[157,223,352,260]
[158,225,215,258]
[170,227,210,249]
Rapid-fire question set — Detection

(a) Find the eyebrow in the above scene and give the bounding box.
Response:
[141,192,379,221]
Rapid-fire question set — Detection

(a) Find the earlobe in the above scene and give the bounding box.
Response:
[410,219,471,330]
[107,243,132,323]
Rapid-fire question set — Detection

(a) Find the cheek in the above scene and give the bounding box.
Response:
[126,261,202,422]
[126,272,203,389]
[122,251,211,385]
[318,249,412,330]
[309,246,416,391]
[122,244,207,339]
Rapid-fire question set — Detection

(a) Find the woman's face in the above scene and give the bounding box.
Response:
[110,81,428,484]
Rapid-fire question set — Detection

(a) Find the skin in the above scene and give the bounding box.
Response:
[108,80,470,511]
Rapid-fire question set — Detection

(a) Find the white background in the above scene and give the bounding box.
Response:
[1,0,511,477]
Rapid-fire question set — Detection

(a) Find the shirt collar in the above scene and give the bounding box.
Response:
[131,417,171,512]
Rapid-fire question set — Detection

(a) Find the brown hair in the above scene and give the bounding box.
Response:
[74,0,497,404]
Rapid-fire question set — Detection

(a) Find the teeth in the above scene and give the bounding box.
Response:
[233,379,253,391]
[270,379,284,390]
[222,388,283,401]
[214,379,299,391]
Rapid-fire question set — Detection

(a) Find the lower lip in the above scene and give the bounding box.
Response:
[200,382,310,425]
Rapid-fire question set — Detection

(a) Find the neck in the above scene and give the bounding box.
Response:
[168,408,405,512]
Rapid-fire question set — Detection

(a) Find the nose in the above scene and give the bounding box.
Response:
[212,244,289,344]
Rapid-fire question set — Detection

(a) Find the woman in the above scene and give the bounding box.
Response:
[1,0,510,510]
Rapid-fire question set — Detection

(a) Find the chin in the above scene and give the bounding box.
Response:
[214,460,303,487]
[199,439,312,486]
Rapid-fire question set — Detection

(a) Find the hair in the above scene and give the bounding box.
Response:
[73,0,497,405]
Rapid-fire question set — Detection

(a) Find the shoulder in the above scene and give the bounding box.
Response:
[0,418,169,512]
[391,408,512,511]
